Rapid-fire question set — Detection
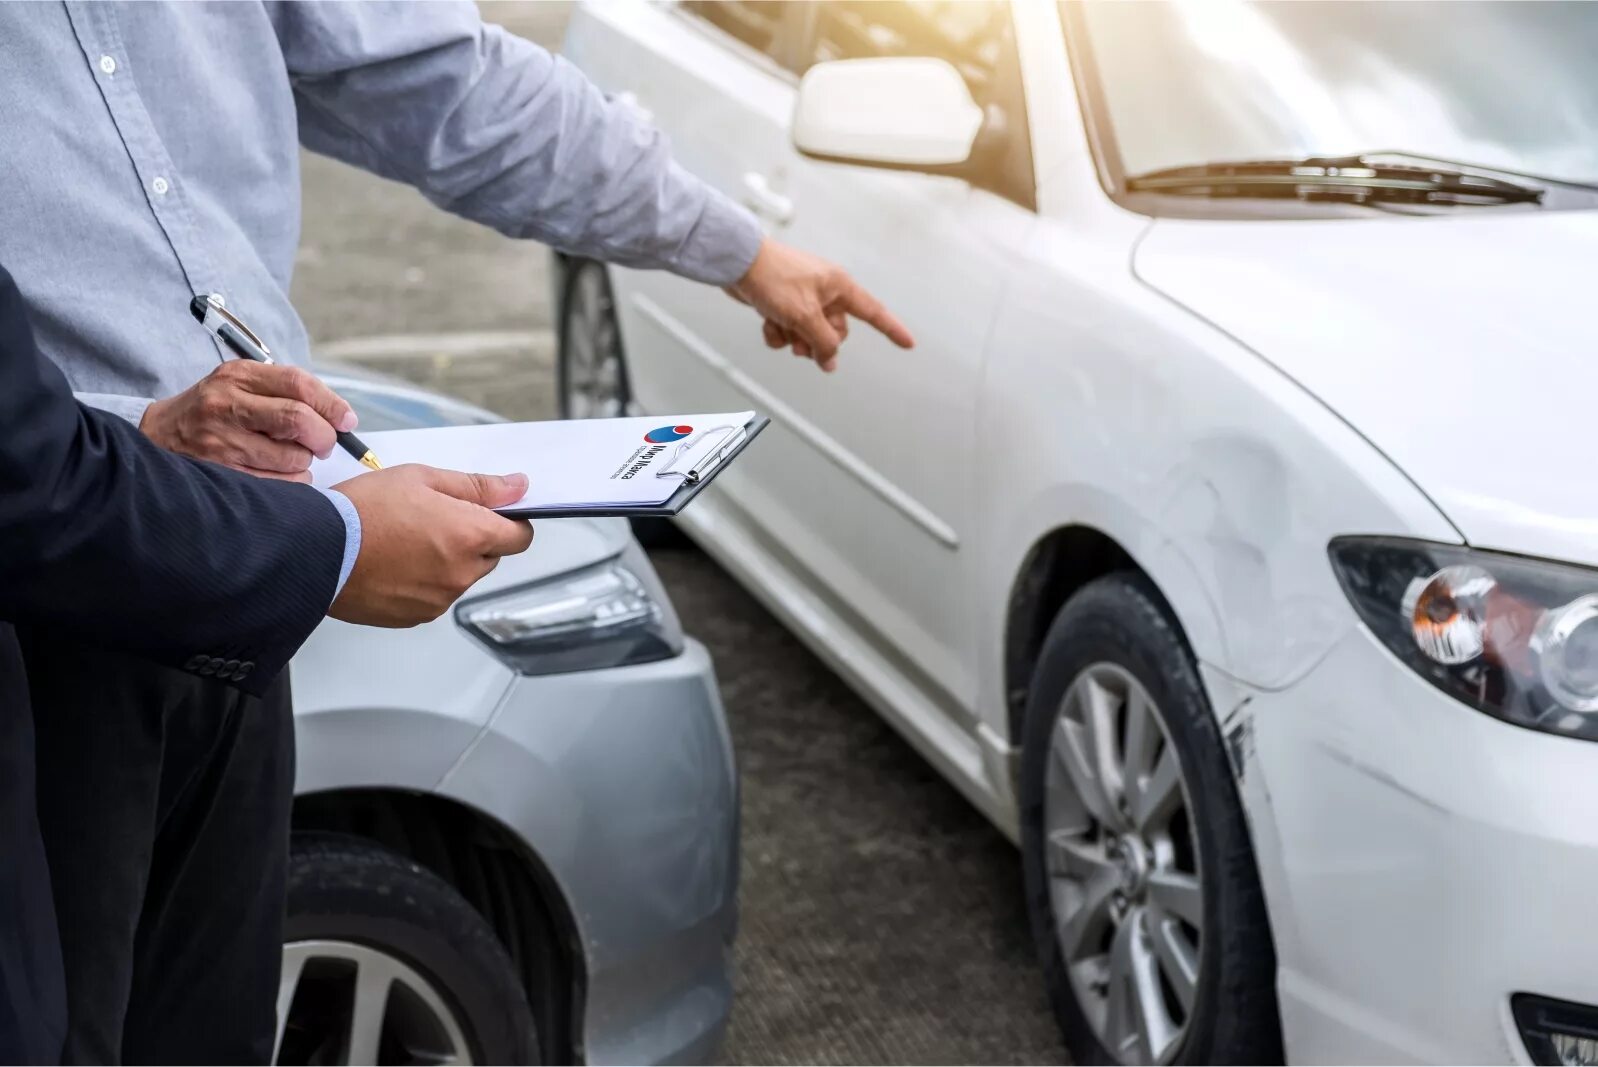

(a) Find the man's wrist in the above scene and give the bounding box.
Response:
[675,182,765,287]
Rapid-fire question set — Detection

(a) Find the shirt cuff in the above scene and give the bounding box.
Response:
[313,487,363,602]
[76,392,156,427]
[671,175,765,286]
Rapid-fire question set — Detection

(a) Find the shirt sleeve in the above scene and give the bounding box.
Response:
[75,391,155,427]
[270,1,764,286]
[311,486,363,601]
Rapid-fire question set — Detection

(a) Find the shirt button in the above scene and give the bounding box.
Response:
[99,55,116,75]
[151,176,169,196]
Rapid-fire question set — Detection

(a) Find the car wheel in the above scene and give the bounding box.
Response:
[1019,574,1282,1065]
[557,258,683,549]
[277,836,540,1066]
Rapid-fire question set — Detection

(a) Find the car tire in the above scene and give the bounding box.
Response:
[556,258,684,549]
[280,835,540,1066]
[1019,574,1282,1065]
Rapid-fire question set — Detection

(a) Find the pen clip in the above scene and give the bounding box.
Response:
[657,424,743,483]
[196,294,273,362]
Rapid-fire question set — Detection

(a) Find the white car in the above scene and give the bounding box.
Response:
[279,366,738,1066]
[554,2,1598,1064]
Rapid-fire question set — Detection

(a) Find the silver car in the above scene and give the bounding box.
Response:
[276,365,738,1066]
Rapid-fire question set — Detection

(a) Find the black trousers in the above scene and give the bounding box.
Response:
[21,632,294,1066]
[0,627,66,1065]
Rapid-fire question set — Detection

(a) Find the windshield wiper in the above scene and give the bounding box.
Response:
[1351,150,1598,192]
[1125,154,1545,206]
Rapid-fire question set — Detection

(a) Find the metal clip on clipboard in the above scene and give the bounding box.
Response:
[489,414,767,519]
[656,424,748,485]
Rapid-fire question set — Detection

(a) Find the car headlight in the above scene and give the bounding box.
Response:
[1514,994,1598,1067]
[455,550,684,675]
[1330,537,1598,742]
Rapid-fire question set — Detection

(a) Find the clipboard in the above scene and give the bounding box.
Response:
[310,411,768,518]
[498,415,769,518]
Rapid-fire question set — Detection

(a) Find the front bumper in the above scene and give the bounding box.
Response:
[1237,626,1598,1064]
[439,638,738,1065]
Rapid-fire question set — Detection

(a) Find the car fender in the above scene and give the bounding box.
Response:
[975,222,1463,704]
[292,699,506,796]
[994,477,1230,682]
[433,641,740,1067]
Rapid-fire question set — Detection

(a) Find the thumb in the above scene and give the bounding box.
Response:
[420,467,530,508]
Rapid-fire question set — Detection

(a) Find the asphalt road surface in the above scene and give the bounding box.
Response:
[291,4,1068,1062]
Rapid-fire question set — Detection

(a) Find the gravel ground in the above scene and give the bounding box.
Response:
[291,3,1068,1062]
[657,545,1068,1065]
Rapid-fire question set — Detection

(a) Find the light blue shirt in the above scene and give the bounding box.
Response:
[0,1,762,599]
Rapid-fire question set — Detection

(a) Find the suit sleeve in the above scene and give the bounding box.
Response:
[0,265,346,696]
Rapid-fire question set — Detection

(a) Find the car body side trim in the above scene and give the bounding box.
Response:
[629,291,961,548]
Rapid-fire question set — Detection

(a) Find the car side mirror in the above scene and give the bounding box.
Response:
[792,57,985,169]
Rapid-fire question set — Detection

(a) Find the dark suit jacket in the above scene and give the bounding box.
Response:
[0,264,348,1062]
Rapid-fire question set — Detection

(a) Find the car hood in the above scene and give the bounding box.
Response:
[1134,210,1598,568]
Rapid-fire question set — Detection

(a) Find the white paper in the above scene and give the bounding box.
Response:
[311,412,757,511]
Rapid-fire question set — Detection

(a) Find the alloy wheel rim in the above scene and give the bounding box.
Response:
[562,268,626,419]
[1043,663,1203,1065]
[276,939,474,1066]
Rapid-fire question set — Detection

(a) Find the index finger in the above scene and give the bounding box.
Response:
[841,279,915,349]
[249,365,358,435]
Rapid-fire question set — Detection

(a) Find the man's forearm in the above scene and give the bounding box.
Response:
[0,266,344,692]
[76,390,154,427]
[277,2,763,285]
[78,393,360,600]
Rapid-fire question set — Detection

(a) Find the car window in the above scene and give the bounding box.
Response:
[681,1,796,68]
[805,1,1009,102]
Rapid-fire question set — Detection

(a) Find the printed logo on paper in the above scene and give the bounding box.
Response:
[644,424,693,444]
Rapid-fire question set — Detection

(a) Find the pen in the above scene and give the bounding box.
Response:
[188,293,382,471]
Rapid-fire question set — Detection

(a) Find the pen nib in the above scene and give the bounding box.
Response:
[359,452,383,472]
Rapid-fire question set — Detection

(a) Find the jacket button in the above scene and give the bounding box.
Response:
[185,654,206,671]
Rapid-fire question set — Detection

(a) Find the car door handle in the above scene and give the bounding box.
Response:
[741,171,794,227]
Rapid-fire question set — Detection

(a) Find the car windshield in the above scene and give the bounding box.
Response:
[1073,1,1598,186]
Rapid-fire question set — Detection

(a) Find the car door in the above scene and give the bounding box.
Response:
[598,0,1034,718]
[732,2,1037,715]
[583,0,808,425]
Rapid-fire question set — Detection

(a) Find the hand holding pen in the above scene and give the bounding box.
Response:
[138,294,382,481]
[189,294,382,470]
[144,295,536,627]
